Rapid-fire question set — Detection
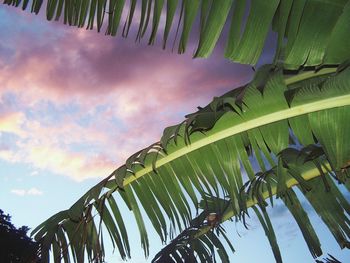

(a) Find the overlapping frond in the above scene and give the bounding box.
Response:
[30,63,350,262]
[152,220,234,263]
[3,0,350,67]
[151,146,349,262]
[238,147,350,262]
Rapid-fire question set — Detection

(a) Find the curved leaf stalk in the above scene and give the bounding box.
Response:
[31,65,350,262]
[154,155,350,262]
[195,162,331,238]
[123,67,345,186]
[155,160,330,246]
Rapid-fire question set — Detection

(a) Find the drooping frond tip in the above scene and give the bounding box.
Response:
[3,0,350,67]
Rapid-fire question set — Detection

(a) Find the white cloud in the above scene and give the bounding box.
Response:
[29,170,39,176]
[27,187,43,195]
[11,187,43,196]
[10,189,26,196]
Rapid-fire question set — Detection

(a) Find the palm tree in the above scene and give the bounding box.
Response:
[3,0,350,262]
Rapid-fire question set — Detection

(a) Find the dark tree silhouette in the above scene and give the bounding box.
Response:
[0,209,40,263]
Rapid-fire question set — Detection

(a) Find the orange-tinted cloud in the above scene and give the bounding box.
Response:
[26,145,115,181]
[0,111,26,137]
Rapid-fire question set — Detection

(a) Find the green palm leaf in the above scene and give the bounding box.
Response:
[30,63,350,262]
[153,145,348,262]
[3,0,350,67]
[4,0,350,261]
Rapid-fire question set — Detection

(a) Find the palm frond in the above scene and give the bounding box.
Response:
[30,63,350,262]
[152,218,234,263]
[3,0,350,67]
[154,145,349,262]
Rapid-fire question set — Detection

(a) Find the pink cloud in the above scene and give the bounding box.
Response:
[0,17,251,106]
[0,8,253,181]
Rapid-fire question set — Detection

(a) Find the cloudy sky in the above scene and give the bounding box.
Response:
[0,3,349,263]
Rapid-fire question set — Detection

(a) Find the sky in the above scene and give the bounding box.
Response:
[0,3,349,263]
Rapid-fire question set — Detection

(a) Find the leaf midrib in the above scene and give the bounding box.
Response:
[124,92,350,186]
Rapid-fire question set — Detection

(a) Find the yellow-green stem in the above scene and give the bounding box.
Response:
[123,68,345,186]
[193,162,331,238]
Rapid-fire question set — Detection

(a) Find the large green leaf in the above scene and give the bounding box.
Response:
[31,64,350,262]
[3,0,350,67]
